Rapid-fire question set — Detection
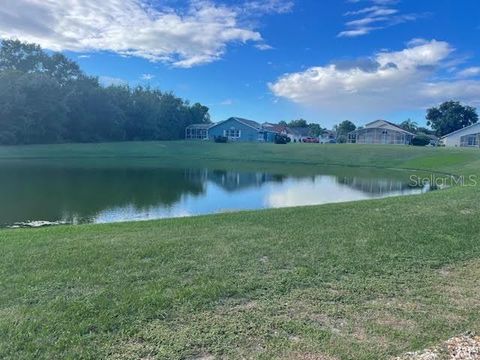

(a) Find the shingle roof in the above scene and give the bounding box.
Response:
[262,123,288,133]
[209,117,263,131]
[232,117,262,129]
[186,123,213,130]
[352,119,415,136]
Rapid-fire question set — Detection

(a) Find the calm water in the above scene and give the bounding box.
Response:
[0,162,428,227]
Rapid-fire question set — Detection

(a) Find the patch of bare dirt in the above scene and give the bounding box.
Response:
[394,333,480,360]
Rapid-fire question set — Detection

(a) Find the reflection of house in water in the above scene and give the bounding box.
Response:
[337,176,416,195]
[184,168,286,192]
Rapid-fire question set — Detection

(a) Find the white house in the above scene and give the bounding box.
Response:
[440,123,480,147]
[348,120,414,145]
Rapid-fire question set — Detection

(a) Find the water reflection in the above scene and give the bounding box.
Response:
[0,164,426,227]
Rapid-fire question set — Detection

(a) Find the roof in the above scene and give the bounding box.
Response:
[186,123,213,130]
[210,117,262,131]
[440,122,480,139]
[263,122,283,131]
[262,123,293,134]
[350,120,415,136]
[236,117,262,130]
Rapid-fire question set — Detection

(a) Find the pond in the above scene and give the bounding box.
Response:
[0,161,429,228]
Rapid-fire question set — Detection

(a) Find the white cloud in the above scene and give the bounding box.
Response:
[241,0,294,14]
[255,43,274,50]
[220,99,234,105]
[0,0,290,67]
[141,74,155,81]
[457,67,480,78]
[269,40,480,113]
[340,0,421,37]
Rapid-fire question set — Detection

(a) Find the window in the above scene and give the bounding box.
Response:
[224,129,241,138]
[186,128,208,140]
[460,134,479,147]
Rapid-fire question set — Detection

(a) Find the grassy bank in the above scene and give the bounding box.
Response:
[1,142,480,359]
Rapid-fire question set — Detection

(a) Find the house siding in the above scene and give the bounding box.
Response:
[209,118,261,142]
[354,128,413,145]
[441,123,480,147]
[348,120,414,145]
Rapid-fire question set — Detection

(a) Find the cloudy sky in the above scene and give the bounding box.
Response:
[1,0,480,127]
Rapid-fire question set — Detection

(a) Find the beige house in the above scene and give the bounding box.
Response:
[348,120,414,145]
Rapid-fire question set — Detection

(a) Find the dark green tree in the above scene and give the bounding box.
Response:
[288,119,308,128]
[0,40,210,145]
[335,120,356,136]
[308,123,322,137]
[426,101,478,136]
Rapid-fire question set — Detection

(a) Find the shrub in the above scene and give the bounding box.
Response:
[274,134,289,144]
[412,134,431,146]
[214,136,228,143]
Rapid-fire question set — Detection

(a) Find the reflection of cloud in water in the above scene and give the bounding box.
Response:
[266,176,423,208]
[0,163,429,227]
[94,205,193,224]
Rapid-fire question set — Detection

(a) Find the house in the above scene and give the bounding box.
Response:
[425,134,440,146]
[320,130,337,144]
[262,123,302,143]
[185,123,211,140]
[348,120,414,145]
[440,123,480,147]
[209,117,278,142]
[186,117,279,142]
[291,127,312,142]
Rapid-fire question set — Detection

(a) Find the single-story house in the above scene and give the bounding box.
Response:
[320,130,337,144]
[424,134,440,146]
[186,117,279,142]
[348,120,414,145]
[262,123,302,142]
[440,123,480,147]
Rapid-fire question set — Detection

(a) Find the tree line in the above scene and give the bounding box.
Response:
[0,40,210,145]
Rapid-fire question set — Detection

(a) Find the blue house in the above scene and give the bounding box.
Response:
[186,117,278,142]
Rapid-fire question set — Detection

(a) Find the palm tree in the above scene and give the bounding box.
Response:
[399,119,418,133]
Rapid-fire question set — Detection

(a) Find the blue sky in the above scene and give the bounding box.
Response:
[2,0,480,128]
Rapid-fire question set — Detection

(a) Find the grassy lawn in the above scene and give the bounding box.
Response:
[1,142,480,359]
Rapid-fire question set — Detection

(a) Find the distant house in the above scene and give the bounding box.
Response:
[185,123,212,140]
[348,120,414,145]
[186,117,278,142]
[320,130,337,144]
[262,123,301,143]
[424,134,440,146]
[291,127,312,142]
[440,123,480,147]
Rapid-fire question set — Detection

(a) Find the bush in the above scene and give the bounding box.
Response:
[214,136,228,143]
[274,134,289,144]
[412,134,431,146]
[0,131,17,145]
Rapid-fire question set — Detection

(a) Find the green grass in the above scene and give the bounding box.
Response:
[1,142,480,359]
